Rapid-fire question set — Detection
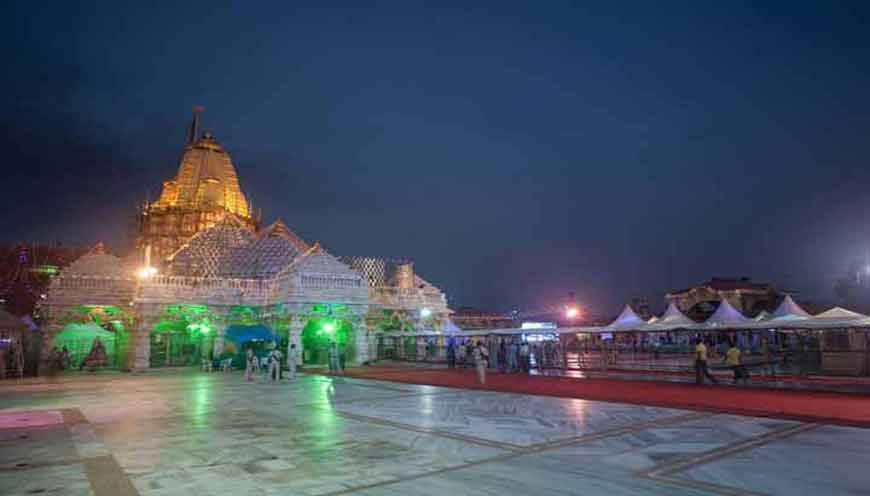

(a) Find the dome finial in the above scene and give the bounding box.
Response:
[188,105,204,144]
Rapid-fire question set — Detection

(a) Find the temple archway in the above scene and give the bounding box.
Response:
[56,305,133,370]
[300,318,355,365]
[150,304,216,367]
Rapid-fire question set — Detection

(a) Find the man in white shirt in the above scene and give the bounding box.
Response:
[472,341,489,384]
[287,343,299,381]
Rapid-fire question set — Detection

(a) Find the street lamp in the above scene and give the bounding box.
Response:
[564,306,580,320]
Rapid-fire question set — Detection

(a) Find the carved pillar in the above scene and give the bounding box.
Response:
[133,315,157,371]
[212,314,226,359]
[354,320,371,365]
[288,316,305,366]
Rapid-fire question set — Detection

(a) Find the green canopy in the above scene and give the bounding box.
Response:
[56,323,115,341]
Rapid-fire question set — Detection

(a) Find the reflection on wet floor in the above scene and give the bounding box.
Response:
[0,372,868,496]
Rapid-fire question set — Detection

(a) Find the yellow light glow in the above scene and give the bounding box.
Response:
[137,266,158,279]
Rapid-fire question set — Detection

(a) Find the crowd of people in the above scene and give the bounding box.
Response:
[445,338,565,384]
[243,342,304,383]
[46,339,109,374]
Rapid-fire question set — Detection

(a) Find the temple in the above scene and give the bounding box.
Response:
[40,112,450,370]
[136,109,257,262]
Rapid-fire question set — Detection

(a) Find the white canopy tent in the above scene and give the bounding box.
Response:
[698,298,749,329]
[646,302,695,331]
[814,307,865,320]
[768,295,811,322]
[604,305,647,332]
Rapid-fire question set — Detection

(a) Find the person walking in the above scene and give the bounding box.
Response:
[725,341,747,385]
[287,343,299,381]
[472,340,489,384]
[695,336,718,385]
[245,348,256,382]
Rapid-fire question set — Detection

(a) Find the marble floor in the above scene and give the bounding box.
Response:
[0,372,867,495]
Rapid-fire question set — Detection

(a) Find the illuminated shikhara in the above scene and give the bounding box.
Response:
[137,113,257,263]
[40,114,449,370]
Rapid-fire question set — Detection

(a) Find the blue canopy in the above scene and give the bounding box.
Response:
[224,324,279,344]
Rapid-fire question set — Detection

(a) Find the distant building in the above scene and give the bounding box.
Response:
[451,307,514,329]
[666,277,786,321]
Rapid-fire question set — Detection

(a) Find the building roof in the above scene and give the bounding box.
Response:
[167,216,257,278]
[152,133,251,218]
[61,243,135,279]
[220,220,310,279]
[668,277,775,297]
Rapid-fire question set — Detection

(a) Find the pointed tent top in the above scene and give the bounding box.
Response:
[815,307,866,319]
[90,242,106,255]
[770,295,811,320]
[703,298,749,327]
[753,311,771,322]
[656,302,695,327]
[606,304,646,330]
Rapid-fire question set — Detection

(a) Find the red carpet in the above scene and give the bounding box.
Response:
[341,366,870,428]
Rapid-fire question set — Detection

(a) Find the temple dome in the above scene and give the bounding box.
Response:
[153,133,250,218]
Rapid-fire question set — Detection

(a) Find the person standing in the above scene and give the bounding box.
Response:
[507,339,518,373]
[488,338,499,370]
[446,339,456,369]
[519,341,530,373]
[762,336,776,377]
[245,348,256,382]
[268,348,282,383]
[498,338,508,373]
[287,343,299,381]
[472,340,489,384]
[61,346,71,370]
[328,341,342,375]
[457,341,467,371]
[695,336,718,385]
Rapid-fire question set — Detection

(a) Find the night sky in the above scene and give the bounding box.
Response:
[2,2,869,315]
